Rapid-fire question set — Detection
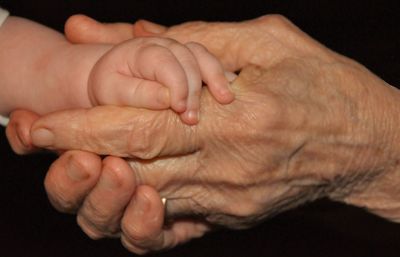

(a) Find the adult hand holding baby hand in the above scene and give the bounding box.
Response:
[8,15,400,254]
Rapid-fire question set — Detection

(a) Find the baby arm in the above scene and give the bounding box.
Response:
[88,37,235,125]
[0,9,233,126]
[0,11,112,116]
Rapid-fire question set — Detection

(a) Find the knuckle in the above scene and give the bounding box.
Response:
[102,156,122,173]
[235,91,285,132]
[227,198,263,218]
[127,115,168,159]
[81,107,116,150]
[262,94,286,128]
[169,45,198,68]
[206,199,263,229]
[236,67,286,127]
[139,44,171,64]
[67,151,98,177]
[128,128,151,158]
[197,180,264,228]
[258,14,292,30]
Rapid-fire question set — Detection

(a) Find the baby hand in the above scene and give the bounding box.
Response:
[88,37,235,125]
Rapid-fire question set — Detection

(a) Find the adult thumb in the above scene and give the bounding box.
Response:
[30,106,199,159]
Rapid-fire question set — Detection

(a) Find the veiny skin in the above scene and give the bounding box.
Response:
[7,15,400,254]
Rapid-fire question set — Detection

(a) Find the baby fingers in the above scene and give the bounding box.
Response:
[185,42,235,104]
[88,37,233,125]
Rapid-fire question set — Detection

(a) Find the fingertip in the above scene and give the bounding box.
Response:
[45,151,102,213]
[133,19,167,36]
[100,156,136,189]
[184,42,235,105]
[65,14,133,44]
[169,86,188,114]
[220,71,237,103]
[172,100,187,114]
[211,77,235,104]
[217,86,235,104]
[6,121,31,154]
[6,110,40,154]
[65,14,98,43]
[121,185,164,239]
[16,123,32,149]
[180,110,199,125]
[66,14,96,27]
[65,151,102,183]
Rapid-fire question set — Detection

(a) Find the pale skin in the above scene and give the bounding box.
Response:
[0,15,233,124]
[7,14,400,254]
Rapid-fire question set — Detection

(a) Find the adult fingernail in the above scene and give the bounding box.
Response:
[67,158,90,182]
[133,193,150,218]
[31,128,54,147]
[187,110,199,124]
[141,20,166,34]
[99,167,121,189]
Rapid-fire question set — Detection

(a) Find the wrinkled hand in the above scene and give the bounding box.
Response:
[8,15,400,254]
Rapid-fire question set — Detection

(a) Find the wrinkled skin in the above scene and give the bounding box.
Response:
[7,15,400,254]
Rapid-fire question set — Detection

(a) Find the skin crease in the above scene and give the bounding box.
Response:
[7,15,400,253]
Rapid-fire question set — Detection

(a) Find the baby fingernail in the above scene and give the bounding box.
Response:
[31,128,54,147]
[219,86,234,100]
[67,159,89,182]
[187,110,199,123]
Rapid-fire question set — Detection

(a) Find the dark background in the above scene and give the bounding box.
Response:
[1,0,400,256]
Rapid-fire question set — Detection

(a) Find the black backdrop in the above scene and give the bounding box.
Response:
[1,1,400,257]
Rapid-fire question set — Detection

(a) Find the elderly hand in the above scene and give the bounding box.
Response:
[8,15,400,254]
